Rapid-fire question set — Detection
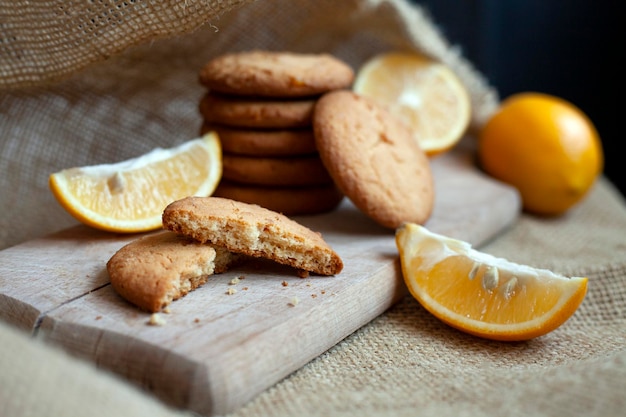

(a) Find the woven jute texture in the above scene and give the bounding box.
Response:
[1,1,625,416]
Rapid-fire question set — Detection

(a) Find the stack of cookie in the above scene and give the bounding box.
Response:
[197,50,355,216]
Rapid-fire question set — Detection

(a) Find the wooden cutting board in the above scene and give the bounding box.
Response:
[0,149,520,416]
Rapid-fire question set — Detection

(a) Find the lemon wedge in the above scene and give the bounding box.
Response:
[396,223,588,341]
[49,132,222,233]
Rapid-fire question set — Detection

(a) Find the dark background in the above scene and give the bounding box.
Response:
[414,0,625,198]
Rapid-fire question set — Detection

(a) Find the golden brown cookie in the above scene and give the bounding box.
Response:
[199,50,355,97]
[199,93,315,129]
[222,153,334,186]
[107,231,239,312]
[200,123,318,156]
[313,90,435,228]
[213,180,344,215]
[162,196,343,276]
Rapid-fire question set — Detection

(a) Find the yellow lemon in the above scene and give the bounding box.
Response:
[478,92,603,215]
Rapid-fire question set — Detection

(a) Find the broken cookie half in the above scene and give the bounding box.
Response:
[107,230,240,313]
[162,196,344,276]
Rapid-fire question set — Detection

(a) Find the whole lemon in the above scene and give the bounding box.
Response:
[478,92,603,216]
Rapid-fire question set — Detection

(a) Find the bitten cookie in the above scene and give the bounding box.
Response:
[162,196,343,276]
[200,123,318,156]
[107,231,239,312]
[222,154,334,186]
[213,181,344,215]
[199,93,316,129]
[199,50,355,97]
[313,90,435,228]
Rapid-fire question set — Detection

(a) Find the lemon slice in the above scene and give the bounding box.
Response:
[49,132,222,233]
[396,223,588,341]
[353,51,471,156]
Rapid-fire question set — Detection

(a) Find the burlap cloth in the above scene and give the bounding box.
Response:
[1,1,625,416]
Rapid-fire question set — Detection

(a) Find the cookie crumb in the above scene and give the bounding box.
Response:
[162,307,172,314]
[148,313,166,326]
[288,296,300,307]
[281,281,289,287]
[194,318,200,323]
[95,315,102,320]
[226,287,237,295]
[297,269,309,278]
[229,277,240,285]
[242,286,249,291]
[311,294,317,298]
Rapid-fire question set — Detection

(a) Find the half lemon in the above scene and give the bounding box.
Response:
[354,51,471,156]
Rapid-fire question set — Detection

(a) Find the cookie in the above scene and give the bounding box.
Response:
[222,153,334,186]
[199,93,315,128]
[313,90,434,228]
[199,50,355,97]
[200,123,317,156]
[213,180,344,215]
[107,231,239,312]
[162,196,343,276]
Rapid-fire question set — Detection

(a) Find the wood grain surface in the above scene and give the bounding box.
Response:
[0,149,520,416]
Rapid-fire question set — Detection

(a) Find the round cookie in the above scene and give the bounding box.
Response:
[199,50,355,97]
[200,123,318,156]
[222,154,334,186]
[313,90,434,228]
[214,181,344,215]
[199,93,315,128]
